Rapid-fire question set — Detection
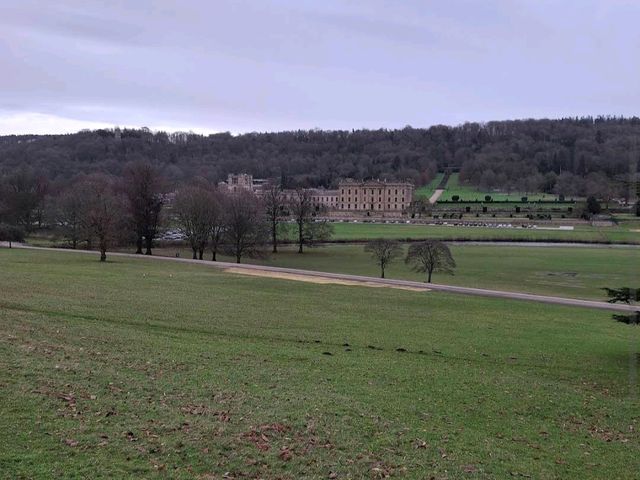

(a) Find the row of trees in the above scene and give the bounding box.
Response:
[1,117,638,198]
[173,182,332,263]
[0,161,333,262]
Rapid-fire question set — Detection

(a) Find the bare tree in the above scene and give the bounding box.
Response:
[53,183,89,249]
[174,185,217,260]
[288,188,332,253]
[405,240,456,283]
[0,223,25,248]
[122,161,165,255]
[222,191,268,263]
[0,167,48,232]
[209,190,226,261]
[83,176,125,262]
[364,239,402,278]
[263,181,286,253]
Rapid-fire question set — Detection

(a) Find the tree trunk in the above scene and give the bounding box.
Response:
[100,249,107,262]
[236,253,241,263]
[427,270,432,283]
[145,236,153,255]
[198,249,203,260]
[298,224,303,253]
[272,225,278,253]
[381,267,385,279]
[136,235,143,254]
[192,248,197,260]
[211,250,217,261]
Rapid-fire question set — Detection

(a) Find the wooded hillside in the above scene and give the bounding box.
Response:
[0,116,638,196]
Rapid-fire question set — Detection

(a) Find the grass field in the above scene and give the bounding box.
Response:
[328,222,640,244]
[439,174,558,202]
[153,243,640,301]
[1,248,639,478]
[414,173,444,198]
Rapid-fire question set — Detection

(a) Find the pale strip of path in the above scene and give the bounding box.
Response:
[428,188,444,204]
[2,244,637,313]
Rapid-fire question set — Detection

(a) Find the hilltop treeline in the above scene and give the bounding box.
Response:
[0,116,638,196]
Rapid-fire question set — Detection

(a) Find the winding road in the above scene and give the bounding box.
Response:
[2,244,637,313]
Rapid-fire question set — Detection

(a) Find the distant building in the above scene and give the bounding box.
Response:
[218,173,267,194]
[309,188,339,211]
[218,173,414,217]
[337,179,413,214]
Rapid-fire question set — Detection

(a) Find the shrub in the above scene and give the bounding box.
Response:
[465,206,471,213]
[485,195,492,202]
[521,196,528,202]
[586,196,601,215]
[613,313,640,325]
[452,195,460,202]
[515,206,521,213]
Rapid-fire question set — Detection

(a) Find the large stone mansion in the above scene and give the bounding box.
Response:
[219,173,414,217]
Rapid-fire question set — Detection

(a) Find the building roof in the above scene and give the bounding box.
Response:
[338,178,414,187]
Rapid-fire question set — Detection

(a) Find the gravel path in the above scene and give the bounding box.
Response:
[428,188,444,204]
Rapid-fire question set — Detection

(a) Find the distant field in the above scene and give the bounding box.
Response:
[414,173,444,198]
[1,248,639,478]
[329,222,640,244]
[439,173,559,202]
[154,243,640,301]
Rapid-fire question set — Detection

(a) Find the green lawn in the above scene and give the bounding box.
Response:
[414,173,444,198]
[439,173,558,202]
[154,243,640,301]
[329,222,640,244]
[1,248,639,479]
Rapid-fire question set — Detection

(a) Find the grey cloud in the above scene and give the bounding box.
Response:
[0,0,638,134]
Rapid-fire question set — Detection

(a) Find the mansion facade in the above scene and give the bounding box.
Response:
[219,174,414,216]
[337,179,413,214]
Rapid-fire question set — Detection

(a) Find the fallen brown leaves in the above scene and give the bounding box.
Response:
[242,423,290,452]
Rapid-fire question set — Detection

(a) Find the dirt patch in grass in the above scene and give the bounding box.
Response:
[223,268,429,292]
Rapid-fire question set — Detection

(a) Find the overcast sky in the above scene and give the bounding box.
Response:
[1,0,638,135]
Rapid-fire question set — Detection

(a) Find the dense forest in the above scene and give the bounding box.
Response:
[0,116,638,197]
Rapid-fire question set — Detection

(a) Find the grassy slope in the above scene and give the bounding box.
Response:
[1,249,639,479]
[329,222,640,244]
[414,173,444,198]
[440,173,558,202]
[155,244,640,301]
